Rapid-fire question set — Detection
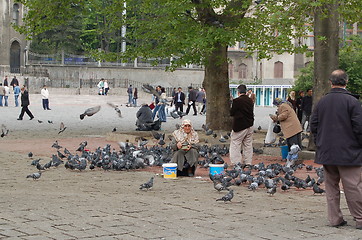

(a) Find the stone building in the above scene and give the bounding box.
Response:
[0,0,28,76]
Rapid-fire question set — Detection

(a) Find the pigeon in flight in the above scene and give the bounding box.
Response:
[142,84,161,98]
[80,105,101,120]
[58,122,67,134]
[26,172,42,180]
[107,102,122,118]
[139,176,154,190]
[216,189,234,202]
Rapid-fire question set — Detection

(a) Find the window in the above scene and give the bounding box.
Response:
[274,61,283,78]
[228,63,234,79]
[13,4,20,25]
[238,63,247,79]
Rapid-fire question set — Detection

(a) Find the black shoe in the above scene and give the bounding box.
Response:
[193,114,197,116]
[331,220,347,228]
[47,109,51,110]
[30,117,34,120]
[357,226,362,230]
[17,118,22,120]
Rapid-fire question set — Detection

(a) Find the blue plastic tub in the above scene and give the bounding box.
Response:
[280,145,289,159]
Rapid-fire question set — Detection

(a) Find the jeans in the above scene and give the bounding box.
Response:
[42,99,50,110]
[128,93,133,104]
[0,95,3,106]
[14,94,19,107]
[4,96,8,106]
[152,104,161,120]
[132,98,137,106]
[158,104,166,122]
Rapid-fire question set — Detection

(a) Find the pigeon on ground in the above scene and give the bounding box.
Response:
[57,150,66,159]
[112,127,117,132]
[48,120,53,124]
[267,186,277,196]
[37,120,43,123]
[214,182,229,192]
[80,105,101,120]
[1,124,9,137]
[139,176,154,190]
[313,183,325,194]
[151,131,163,140]
[26,172,42,180]
[216,189,234,202]
[76,141,88,152]
[28,152,33,158]
[51,140,62,149]
[58,122,67,134]
[31,159,41,166]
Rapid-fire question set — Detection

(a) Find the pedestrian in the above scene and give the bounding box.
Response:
[270,98,303,151]
[104,80,109,95]
[310,69,362,230]
[287,90,297,112]
[133,87,138,107]
[296,90,304,123]
[10,76,19,89]
[41,85,51,110]
[14,83,20,107]
[301,88,313,132]
[0,83,5,107]
[97,79,104,95]
[196,88,205,114]
[247,89,256,105]
[174,87,185,113]
[4,84,10,107]
[201,88,207,114]
[171,119,199,177]
[3,76,8,87]
[152,85,162,120]
[127,84,133,104]
[158,87,167,122]
[136,103,153,131]
[171,87,177,107]
[186,86,197,115]
[229,84,254,166]
[17,86,34,120]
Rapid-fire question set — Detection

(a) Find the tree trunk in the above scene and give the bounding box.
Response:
[308,3,339,150]
[204,43,232,131]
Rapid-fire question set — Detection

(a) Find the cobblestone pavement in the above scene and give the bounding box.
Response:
[0,93,360,240]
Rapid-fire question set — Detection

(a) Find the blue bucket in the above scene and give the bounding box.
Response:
[280,145,289,159]
[209,164,225,176]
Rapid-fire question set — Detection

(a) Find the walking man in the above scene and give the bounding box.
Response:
[229,84,254,166]
[174,87,185,113]
[14,83,20,107]
[127,84,133,104]
[0,83,5,107]
[17,86,34,120]
[310,69,362,229]
[186,86,197,115]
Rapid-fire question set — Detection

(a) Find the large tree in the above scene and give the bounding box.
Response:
[17,0,361,130]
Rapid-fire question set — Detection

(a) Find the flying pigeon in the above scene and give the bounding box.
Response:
[58,122,67,134]
[80,105,101,120]
[142,84,160,98]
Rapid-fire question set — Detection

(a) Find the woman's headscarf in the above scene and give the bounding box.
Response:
[172,119,199,144]
[273,98,293,108]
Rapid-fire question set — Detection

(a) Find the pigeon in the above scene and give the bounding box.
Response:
[214,182,229,192]
[26,172,42,180]
[107,102,122,118]
[51,140,62,149]
[139,176,154,190]
[112,127,117,132]
[142,84,161,98]
[76,141,88,152]
[37,120,43,123]
[1,124,9,137]
[257,126,262,131]
[28,152,33,158]
[58,122,67,134]
[64,148,71,155]
[31,159,41,166]
[248,182,258,191]
[267,186,277,196]
[80,105,101,120]
[57,150,66,159]
[48,120,53,124]
[170,111,180,119]
[216,189,234,202]
[36,163,45,171]
[151,131,163,140]
[313,183,325,194]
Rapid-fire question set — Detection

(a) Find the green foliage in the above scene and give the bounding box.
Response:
[293,62,314,93]
[339,35,362,95]
[294,35,362,95]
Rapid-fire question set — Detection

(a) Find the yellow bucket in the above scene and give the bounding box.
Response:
[162,163,177,179]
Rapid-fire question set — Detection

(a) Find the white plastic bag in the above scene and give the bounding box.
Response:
[265,119,277,144]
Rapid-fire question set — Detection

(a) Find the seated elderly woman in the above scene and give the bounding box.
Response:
[170,119,199,177]
[270,98,303,151]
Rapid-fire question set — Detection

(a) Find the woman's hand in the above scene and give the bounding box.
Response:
[269,114,278,122]
[177,142,183,149]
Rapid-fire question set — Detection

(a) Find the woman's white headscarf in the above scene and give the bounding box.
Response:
[172,119,199,144]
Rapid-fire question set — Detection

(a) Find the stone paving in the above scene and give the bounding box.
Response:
[0,93,360,240]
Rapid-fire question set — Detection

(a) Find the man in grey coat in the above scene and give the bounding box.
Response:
[136,104,154,131]
[310,69,362,229]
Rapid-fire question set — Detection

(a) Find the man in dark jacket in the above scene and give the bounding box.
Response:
[173,87,185,113]
[229,84,254,166]
[17,86,34,120]
[310,69,362,229]
[136,104,153,130]
[186,86,197,115]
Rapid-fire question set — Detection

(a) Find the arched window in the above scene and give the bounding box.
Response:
[274,61,283,78]
[238,63,247,79]
[10,41,21,73]
[13,4,20,25]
